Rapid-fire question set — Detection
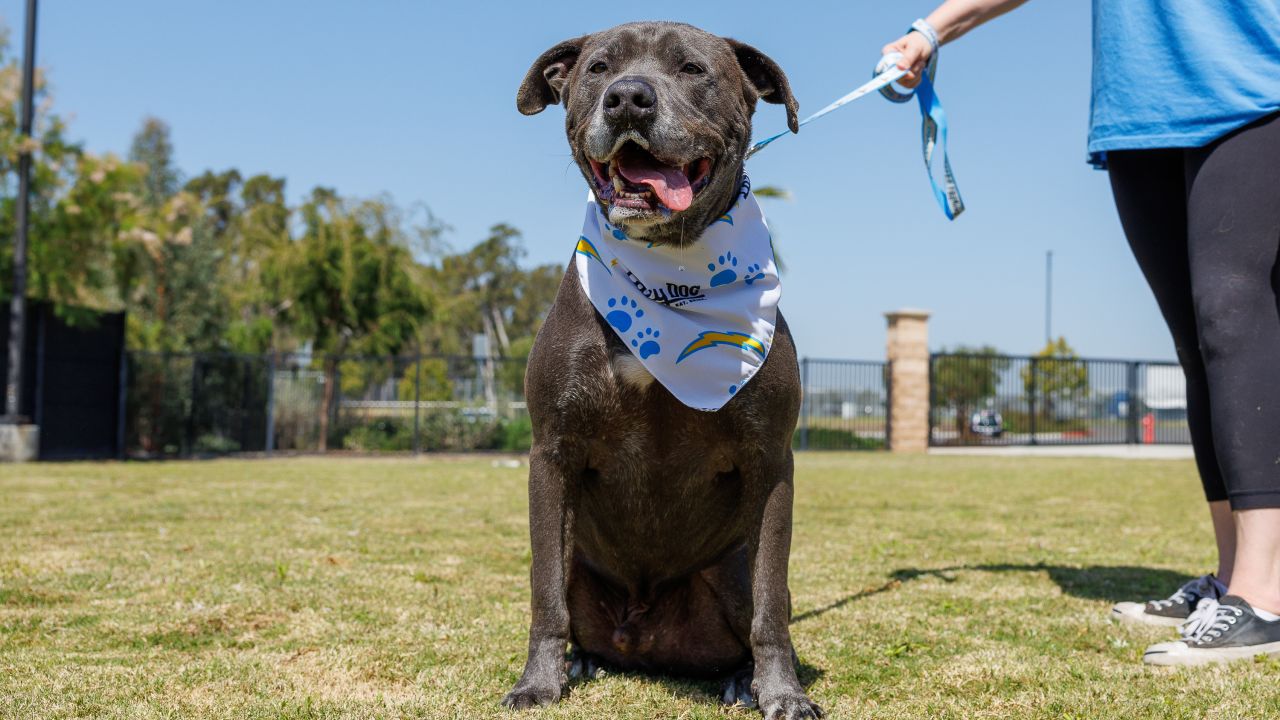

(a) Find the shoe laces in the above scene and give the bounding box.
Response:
[1151,576,1213,610]
[1180,599,1243,644]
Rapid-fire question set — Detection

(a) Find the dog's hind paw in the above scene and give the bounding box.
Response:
[565,649,603,681]
[720,666,757,709]
[760,693,823,720]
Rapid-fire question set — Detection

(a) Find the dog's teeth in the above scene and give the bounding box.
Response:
[613,175,626,192]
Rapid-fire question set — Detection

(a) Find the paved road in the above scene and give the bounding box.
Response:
[929,444,1193,460]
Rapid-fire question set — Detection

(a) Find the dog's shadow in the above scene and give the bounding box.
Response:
[567,657,825,707]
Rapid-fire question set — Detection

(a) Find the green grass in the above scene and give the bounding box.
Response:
[2,454,1278,719]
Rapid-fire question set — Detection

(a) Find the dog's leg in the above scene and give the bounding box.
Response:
[502,449,577,709]
[748,451,823,720]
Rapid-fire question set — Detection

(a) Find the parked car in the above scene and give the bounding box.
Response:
[970,410,1004,438]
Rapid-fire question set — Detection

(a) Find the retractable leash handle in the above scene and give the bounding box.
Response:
[878,19,965,220]
[745,18,964,221]
[878,18,940,103]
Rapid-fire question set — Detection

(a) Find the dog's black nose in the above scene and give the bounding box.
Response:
[603,78,656,122]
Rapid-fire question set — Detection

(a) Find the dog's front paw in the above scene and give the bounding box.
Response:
[759,692,823,720]
[500,680,564,710]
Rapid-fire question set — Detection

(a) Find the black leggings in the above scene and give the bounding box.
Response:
[1108,112,1280,511]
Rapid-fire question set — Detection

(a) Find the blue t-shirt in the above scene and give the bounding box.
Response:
[1090,0,1280,167]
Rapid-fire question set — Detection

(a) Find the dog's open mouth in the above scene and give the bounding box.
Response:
[589,142,712,214]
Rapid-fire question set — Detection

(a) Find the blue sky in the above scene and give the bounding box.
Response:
[1,1,1179,361]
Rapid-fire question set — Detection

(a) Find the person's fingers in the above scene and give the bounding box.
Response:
[881,32,933,89]
[881,39,908,58]
[881,36,914,67]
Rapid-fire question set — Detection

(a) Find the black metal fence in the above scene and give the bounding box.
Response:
[929,353,1190,447]
[125,352,529,458]
[121,351,888,457]
[119,350,1188,456]
[797,358,888,450]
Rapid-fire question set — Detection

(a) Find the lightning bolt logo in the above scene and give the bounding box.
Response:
[575,235,611,275]
[676,331,768,363]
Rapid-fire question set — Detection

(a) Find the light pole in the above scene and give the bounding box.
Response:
[3,0,37,423]
[1044,250,1053,346]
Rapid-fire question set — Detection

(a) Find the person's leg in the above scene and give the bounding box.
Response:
[1108,149,1234,581]
[1184,112,1280,616]
[1228,510,1280,614]
[1208,499,1236,585]
[1141,116,1280,665]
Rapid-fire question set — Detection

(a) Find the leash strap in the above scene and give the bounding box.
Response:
[746,63,908,157]
[913,70,965,220]
[747,19,964,220]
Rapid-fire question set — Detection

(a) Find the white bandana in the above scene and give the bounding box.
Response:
[574,176,781,411]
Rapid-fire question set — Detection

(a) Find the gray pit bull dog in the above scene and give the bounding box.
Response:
[506,21,820,719]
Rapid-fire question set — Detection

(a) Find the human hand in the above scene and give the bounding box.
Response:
[880,31,934,89]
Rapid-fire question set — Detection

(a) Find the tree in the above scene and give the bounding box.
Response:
[0,33,142,319]
[438,223,524,356]
[129,117,179,208]
[1022,337,1089,421]
[752,185,791,200]
[119,120,229,352]
[932,345,1009,441]
[284,189,432,449]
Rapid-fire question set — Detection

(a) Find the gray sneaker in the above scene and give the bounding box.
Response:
[1143,596,1280,666]
[1110,574,1224,627]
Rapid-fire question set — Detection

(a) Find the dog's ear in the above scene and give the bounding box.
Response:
[517,35,591,115]
[725,39,799,134]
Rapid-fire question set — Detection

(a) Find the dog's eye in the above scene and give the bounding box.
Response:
[589,61,608,74]
[681,62,704,75]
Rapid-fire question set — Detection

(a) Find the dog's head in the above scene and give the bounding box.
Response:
[518,22,797,245]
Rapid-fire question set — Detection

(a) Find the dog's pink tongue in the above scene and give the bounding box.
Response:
[615,158,693,212]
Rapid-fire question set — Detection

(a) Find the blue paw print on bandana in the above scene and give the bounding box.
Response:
[606,296,643,332]
[631,327,661,359]
[605,223,627,241]
[708,251,739,287]
[743,263,765,286]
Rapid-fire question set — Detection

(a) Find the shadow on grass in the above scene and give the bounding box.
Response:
[890,563,1197,602]
[791,579,903,625]
[567,657,825,708]
[784,564,1196,628]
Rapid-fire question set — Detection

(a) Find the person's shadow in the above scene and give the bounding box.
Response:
[789,563,1197,626]
[890,563,1196,602]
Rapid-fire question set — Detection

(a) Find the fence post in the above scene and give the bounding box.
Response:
[116,348,129,460]
[186,355,200,456]
[413,353,422,454]
[332,359,342,451]
[886,359,895,449]
[799,358,810,450]
[1126,361,1140,445]
[1028,357,1038,446]
[884,309,931,453]
[264,353,276,454]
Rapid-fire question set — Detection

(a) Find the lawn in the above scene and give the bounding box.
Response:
[2,453,1278,719]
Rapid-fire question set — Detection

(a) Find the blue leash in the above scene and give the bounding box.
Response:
[746,21,965,220]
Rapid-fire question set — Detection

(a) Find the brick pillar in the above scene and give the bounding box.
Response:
[885,309,931,453]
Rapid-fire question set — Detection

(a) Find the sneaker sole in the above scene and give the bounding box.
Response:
[1110,604,1184,628]
[1143,640,1280,666]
